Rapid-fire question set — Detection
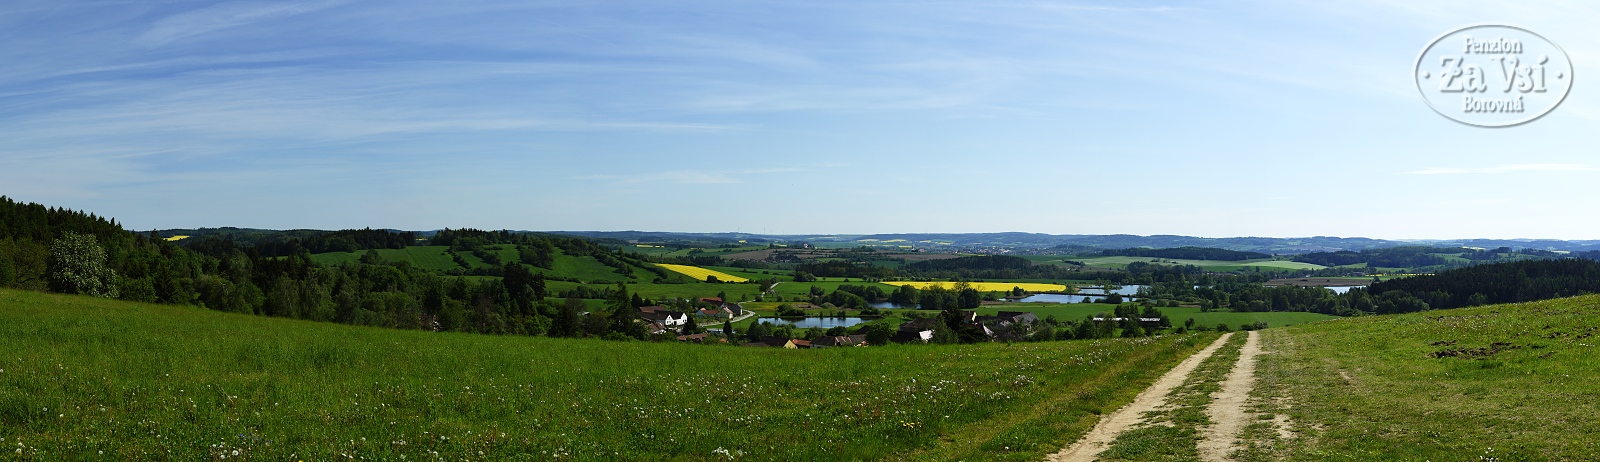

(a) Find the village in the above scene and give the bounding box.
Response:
[632,297,1168,348]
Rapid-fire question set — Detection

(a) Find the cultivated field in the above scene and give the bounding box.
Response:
[653,264,750,283]
[881,281,1068,292]
[0,289,1213,460]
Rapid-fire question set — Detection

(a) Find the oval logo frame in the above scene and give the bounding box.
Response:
[1413,24,1573,128]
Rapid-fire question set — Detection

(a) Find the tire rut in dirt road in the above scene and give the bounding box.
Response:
[1198,330,1261,462]
[1047,333,1236,462]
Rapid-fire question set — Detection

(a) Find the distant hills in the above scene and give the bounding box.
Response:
[153,227,1600,255]
[547,231,1600,254]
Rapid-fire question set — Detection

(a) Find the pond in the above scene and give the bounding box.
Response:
[869,302,916,309]
[1325,285,1365,294]
[755,317,869,329]
[1075,285,1147,296]
[1012,294,1141,304]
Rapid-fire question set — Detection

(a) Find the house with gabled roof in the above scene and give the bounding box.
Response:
[638,306,688,326]
[813,334,869,348]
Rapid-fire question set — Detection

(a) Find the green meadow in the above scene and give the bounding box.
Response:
[1240,295,1600,460]
[0,289,1216,461]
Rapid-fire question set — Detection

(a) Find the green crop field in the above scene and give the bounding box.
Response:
[308,245,463,270]
[1238,295,1600,460]
[0,289,1216,461]
[539,251,634,283]
[310,246,650,285]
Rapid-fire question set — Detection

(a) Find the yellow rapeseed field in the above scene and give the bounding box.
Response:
[879,281,1066,292]
[655,264,750,283]
[163,235,190,242]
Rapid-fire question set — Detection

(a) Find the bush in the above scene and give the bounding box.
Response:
[1215,323,1232,332]
[47,231,118,298]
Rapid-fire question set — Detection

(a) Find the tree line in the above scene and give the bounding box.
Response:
[1096,246,1270,261]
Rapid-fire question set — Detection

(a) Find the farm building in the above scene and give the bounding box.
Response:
[638,306,688,326]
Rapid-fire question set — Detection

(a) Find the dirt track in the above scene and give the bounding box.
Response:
[1047,333,1235,462]
[1048,330,1266,462]
[1198,330,1261,461]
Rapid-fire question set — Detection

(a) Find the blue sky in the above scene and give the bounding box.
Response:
[2,0,1597,239]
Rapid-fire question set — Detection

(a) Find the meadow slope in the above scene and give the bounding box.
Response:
[0,289,1214,461]
[1241,295,1600,460]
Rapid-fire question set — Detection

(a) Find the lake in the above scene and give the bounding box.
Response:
[1075,285,1146,296]
[1326,285,1365,294]
[1012,293,1141,304]
[756,317,869,329]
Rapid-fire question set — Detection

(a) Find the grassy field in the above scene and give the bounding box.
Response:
[1239,295,1600,460]
[0,289,1222,460]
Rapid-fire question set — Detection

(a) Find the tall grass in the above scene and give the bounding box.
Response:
[0,289,1210,460]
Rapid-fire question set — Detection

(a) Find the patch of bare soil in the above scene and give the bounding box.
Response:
[1199,330,1262,462]
[1048,333,1236,462]
[1429,342,1520,358]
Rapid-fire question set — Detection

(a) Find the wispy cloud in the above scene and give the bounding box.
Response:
[1402,164,1600,175]
[140,0,349,46]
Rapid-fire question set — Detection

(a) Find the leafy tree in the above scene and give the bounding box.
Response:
[551,296,583,337]
[745,321,771,342]
[1073,319,1098,339]
[502,262,542,310]
[888,284,919,305]
[680,312,701,336]
[47,231,118,298]
[609,282,644,339]
[862,321,894,345]
[957,288,981,309]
